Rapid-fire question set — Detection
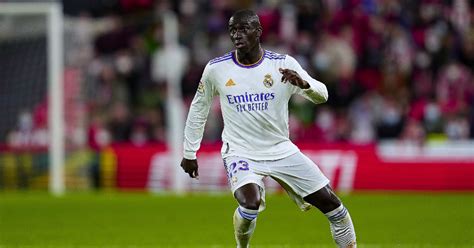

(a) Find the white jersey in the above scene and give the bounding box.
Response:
[183,50,328,161]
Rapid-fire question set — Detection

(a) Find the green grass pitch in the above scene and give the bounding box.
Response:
[0,191,473,247]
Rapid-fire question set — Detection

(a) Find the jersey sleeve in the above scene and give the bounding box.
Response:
[183,63,217,159]
[285,55,328,104]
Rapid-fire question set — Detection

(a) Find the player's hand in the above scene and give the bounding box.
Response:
[279,68,310,89]
[180,158,199,179]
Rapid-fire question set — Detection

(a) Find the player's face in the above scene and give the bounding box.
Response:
[228,17,260,53]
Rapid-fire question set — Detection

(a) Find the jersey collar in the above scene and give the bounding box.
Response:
[232,49,265,69]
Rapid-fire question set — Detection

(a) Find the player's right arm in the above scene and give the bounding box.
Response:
[283,55,328,104]
[181,63,216,178]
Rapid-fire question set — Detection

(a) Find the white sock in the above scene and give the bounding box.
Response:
[324,204,357,248]
[233,206,258,248]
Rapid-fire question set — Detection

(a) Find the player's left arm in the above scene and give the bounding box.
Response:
[280,55,328,104]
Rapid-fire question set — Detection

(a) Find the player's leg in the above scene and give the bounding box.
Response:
[269,152,356,248]
[304,185,357,248]
[224,157,267,248]
[233,183,261,248]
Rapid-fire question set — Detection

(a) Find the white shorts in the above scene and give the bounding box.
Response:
[223,152,330,212]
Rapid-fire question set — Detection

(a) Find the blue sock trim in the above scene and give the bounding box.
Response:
[328,206,348,222]
[237,207,258,221]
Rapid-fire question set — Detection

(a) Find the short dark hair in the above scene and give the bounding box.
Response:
[230,9,261,28]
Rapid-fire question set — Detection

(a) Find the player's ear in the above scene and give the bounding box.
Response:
[256,26,262,38]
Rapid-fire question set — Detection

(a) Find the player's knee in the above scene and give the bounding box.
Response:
[239,197,261,210]
[304,185,341,213]
[324,197,342,213]
[234,183,261,210]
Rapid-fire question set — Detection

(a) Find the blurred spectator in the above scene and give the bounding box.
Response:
[401,118,426,145]
[436,61,473,115]
[108,101,131,142]
[376,95,404,139]
[348,92,378,144]
[130,119,149,146]
[7,109,48,149]
[444,113,470,140]
[87,112,111,151]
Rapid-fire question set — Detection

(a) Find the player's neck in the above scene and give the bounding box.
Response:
[235,45,263,65]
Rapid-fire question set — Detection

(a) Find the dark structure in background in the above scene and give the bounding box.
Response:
[0,37,47,142]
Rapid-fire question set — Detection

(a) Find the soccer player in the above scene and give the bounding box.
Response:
[180,9,357,248]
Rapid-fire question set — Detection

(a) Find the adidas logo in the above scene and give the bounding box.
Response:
[225,79,236,87]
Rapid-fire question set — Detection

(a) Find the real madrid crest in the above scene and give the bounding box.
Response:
[263,74,273,88]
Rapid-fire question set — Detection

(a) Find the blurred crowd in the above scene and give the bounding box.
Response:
[10,0,472,149]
